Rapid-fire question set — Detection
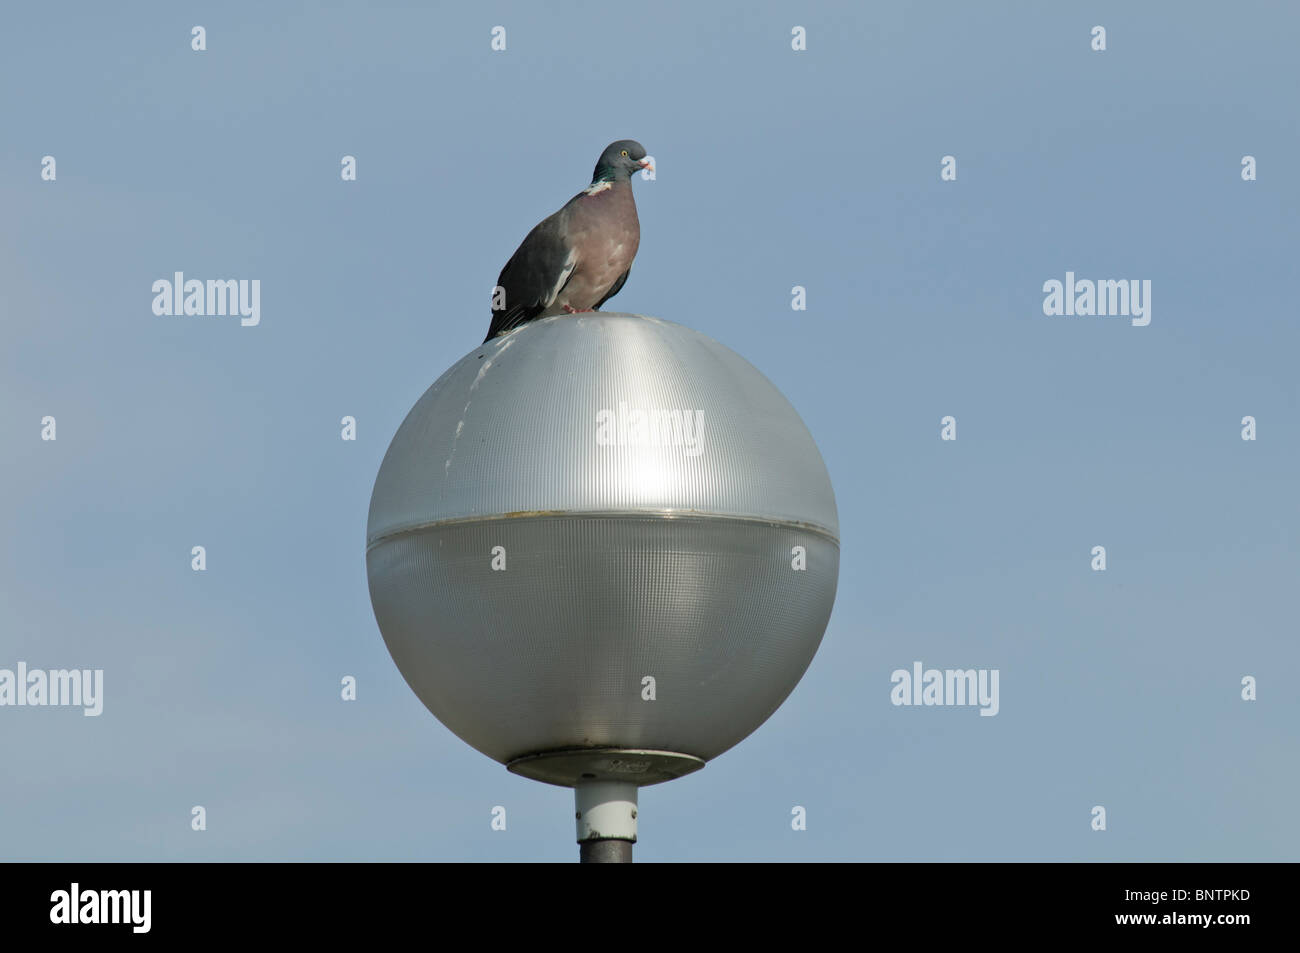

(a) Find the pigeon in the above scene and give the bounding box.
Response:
[485,140,652,342]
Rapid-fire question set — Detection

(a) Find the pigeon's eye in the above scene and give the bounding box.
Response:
[621,150,628,157]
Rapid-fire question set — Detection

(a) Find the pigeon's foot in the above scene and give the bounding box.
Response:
[561,305,596,314]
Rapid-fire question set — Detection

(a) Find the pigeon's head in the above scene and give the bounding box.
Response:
[593,140,653,182]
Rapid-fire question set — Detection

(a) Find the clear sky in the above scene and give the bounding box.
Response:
[2,1,1296,861]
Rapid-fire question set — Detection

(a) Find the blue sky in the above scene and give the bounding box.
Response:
[2,1,1296,860]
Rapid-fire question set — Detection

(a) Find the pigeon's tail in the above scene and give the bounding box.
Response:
[484,304,545,343]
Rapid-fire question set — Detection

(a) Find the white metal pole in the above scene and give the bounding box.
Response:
[575,780,638,863]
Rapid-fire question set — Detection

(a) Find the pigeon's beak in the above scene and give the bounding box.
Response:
[638,158,654,172]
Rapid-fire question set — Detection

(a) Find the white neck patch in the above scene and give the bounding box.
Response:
[583,180,613,196]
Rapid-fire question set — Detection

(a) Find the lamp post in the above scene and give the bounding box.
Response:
[366,313,839,861]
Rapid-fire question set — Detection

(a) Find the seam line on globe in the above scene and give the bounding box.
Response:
[365,509,841,552]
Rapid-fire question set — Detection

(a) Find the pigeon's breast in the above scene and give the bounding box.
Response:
[561,185,639,308]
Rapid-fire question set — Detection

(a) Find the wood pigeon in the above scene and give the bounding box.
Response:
[485,140,652,342]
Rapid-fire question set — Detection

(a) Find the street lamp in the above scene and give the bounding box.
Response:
[366,313,839,861]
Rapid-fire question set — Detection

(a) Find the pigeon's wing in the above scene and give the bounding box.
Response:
[485,209,577,342]
[593,267,630,310]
